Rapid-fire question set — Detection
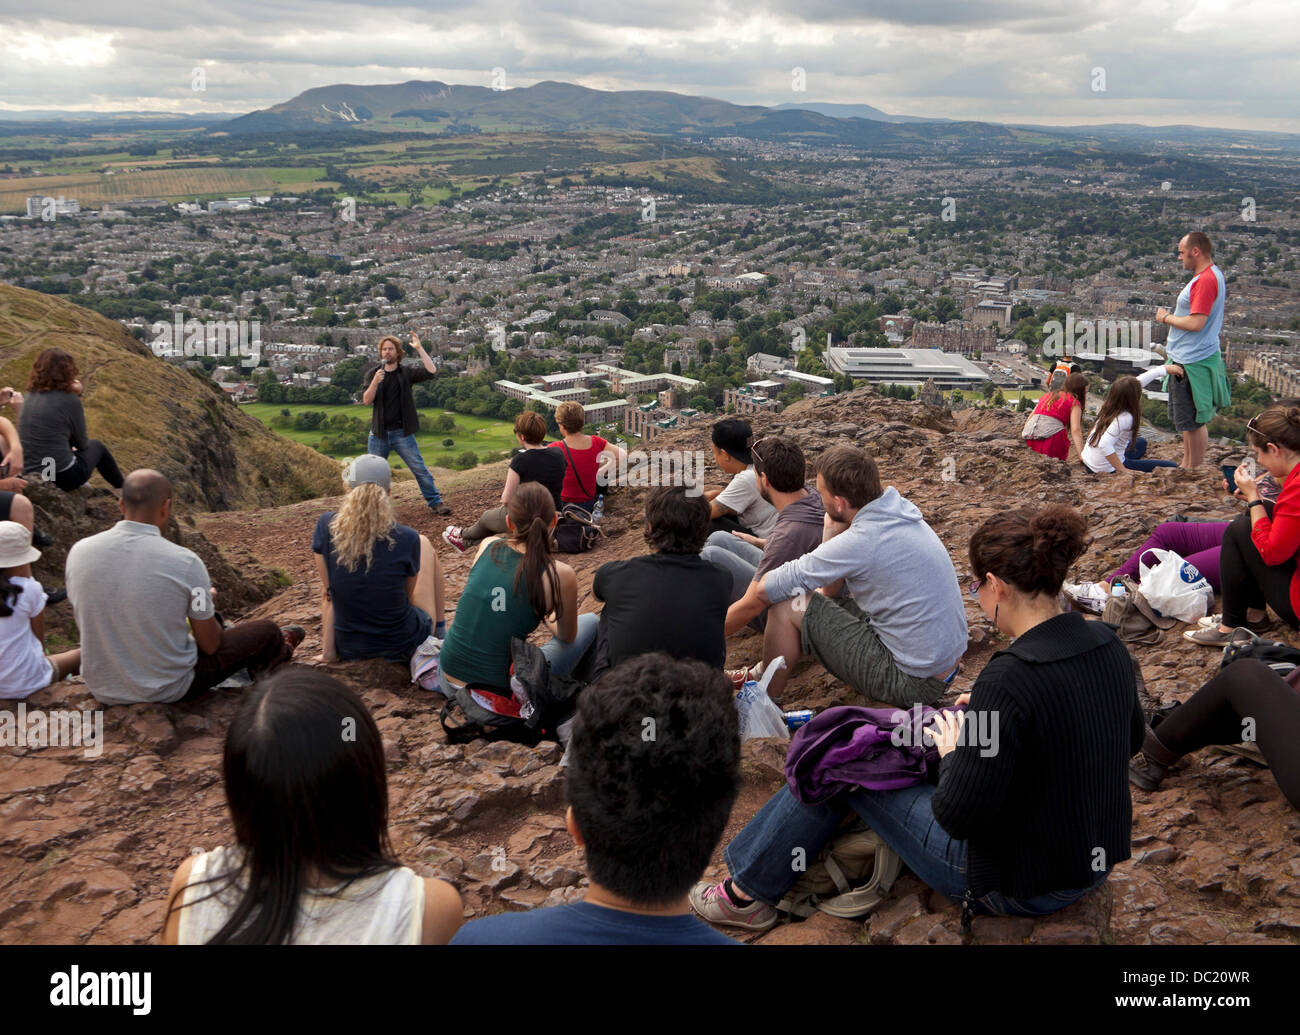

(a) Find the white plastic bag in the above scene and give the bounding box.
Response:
[735,656,789,742]
[1138,548,1213,624]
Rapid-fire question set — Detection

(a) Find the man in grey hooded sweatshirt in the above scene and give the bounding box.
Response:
[725,444,967,707]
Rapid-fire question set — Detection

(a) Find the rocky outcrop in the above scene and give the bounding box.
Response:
[3,387,1297,945]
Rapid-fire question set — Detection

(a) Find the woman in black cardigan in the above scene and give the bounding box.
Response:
[690,504,1145,932]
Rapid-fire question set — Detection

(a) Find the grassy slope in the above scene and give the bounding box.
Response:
[0,283,341,509]
[239,402,519,466]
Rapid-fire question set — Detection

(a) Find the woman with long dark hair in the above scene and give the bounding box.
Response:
[1080,370,1180,474]
[16,348,123,492]
[161,667,463,944]
[692,505,1144,932]
[436,481,598,696]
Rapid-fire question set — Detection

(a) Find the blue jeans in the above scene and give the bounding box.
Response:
[368,430,444,509]
[725,784,1107,918]
[1123,436,1179,473]
[700,531,766,631]
[436,613,599,695]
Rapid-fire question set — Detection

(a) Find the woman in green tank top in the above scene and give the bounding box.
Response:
[437,483,598,692]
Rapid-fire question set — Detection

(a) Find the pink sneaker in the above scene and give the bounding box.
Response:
[689,880,778,931]
[442,526,467,553]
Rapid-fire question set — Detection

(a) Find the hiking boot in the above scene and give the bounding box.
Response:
[32,527,54,549]
[442,526,468,553]
[45,587,67,607]
[726,660,765,693]
[1062,580,1110,614]
[281,625,306,659]
[1129,727,1181,792]
[431,502,453,517]
[689,880,778,932]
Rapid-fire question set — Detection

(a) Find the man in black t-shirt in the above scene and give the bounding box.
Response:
[587,485,731,683]
[443,410,566,552]
[361,333,451,517]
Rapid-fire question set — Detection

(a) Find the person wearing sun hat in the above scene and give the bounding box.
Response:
[0,520,81,699]
[312,455,446,665]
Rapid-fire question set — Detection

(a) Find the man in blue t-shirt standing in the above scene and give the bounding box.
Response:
[451,654,740,945]
[1155,231,1229,470]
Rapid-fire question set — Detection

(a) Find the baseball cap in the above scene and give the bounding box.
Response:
[343,454,391,491]
[711,418,755,466]
[0,520,40,568]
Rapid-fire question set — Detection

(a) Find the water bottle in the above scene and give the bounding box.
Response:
[1112,583,1126,599]
[591,494,604,521]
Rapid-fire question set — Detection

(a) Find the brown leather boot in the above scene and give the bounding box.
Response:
[1129,727,1181,791]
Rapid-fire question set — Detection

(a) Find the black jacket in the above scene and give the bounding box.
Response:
[930,611,1145,899]
[363,361,434,437]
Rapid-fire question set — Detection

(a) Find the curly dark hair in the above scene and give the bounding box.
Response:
[566,653,740,904]
[27,347,79,393]
[969,504,1088,597]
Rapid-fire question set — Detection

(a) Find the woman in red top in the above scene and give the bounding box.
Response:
[547,401,628,509]
[1025,371,1088,462]
[1186,404,1300,646]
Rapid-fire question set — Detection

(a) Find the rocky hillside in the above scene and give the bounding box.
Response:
[0,283,340,510]
[3,388,1299,946]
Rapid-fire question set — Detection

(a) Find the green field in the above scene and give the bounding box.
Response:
[240,403,519,468]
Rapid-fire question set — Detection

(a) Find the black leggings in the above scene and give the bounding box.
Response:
[1154,658,1300,810]
[1219,508,1298,629]
[53,440,124,491]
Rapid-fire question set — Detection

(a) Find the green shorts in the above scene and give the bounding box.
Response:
[800,591,949,708]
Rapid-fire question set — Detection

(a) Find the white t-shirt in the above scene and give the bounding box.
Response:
[715,467,779,538]
[1081,367,1167,473]
[177,845,426,945]
[0,576,53,699]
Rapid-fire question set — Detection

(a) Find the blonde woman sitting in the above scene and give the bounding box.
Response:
[313,455,446,663]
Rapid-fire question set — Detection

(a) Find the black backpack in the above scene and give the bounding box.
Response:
[439,636,586,745]
[1220,627,1300,679]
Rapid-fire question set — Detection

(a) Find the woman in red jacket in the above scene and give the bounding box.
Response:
[1186,404,1300,646]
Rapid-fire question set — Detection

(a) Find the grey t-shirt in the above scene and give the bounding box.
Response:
[755,490,826,581]
[65,520,216,704]
[715,467,779,538]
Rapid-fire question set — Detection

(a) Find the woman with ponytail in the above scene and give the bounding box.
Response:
[693,504,1145,932]
[436,481,598,695]
[1185,403,1300,646]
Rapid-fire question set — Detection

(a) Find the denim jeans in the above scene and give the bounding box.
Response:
[368,430,444,509]
[1122,436,1179,474]
[725,784,1106,918]
[701,531,766,631]
[436,613,599,695]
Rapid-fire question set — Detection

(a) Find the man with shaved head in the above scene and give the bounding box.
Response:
[65,469,303,706]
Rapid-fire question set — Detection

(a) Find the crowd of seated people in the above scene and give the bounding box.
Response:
[13,340,1300,948]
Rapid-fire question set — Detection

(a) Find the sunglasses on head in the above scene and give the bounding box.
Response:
[968,577,984,598]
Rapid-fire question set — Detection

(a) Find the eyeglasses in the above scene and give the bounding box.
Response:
[968,578,984,598]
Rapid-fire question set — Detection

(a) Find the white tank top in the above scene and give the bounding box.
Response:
[176,845,425,945]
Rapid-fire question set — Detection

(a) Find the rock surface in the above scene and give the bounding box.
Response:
[4,388,1298,945]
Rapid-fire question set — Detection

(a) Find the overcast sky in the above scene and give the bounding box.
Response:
[1,1,1297,133]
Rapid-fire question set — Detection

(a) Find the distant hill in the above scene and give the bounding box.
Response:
[771,100,949,124]
[0,283,341,511]
[217,79,1019,151]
